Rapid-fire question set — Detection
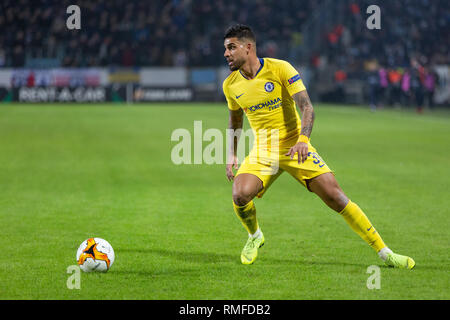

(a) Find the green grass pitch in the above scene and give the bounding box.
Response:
[0,103,449,300]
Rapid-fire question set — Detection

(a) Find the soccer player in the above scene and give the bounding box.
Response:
[222,24,415,269]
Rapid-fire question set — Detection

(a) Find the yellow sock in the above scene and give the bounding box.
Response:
[339,200,386,252]
[233,200,259,235]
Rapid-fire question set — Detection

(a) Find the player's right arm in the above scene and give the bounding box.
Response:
[222,76,244,181]
[223,77,243,181]
[226,108,243,181]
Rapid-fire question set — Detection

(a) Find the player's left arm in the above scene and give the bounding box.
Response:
[285,90,315,164]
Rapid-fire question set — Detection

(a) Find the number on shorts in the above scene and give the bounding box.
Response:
[307,152,325,168]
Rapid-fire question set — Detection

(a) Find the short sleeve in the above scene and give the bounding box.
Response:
[222,80,240,111]
[278,61,306,96]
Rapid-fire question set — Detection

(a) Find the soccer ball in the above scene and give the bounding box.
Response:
[76,238,115,272]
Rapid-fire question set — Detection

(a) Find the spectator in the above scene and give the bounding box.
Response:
[410,68,425,113]
[388,68,402,106]
[367,69,379,111]
[378,67,389,107]
[334,69,347,103]
[401,69,411,107]
[423,67,437,109]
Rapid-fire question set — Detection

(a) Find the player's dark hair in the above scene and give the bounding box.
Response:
[224,24,256,43]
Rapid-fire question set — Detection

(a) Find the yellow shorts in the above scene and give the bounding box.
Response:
[235,142,333,198]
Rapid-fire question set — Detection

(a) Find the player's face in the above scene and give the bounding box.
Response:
[224,37,248,71]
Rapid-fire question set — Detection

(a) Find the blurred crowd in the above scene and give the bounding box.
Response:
[0,0,318,68]
[0,0,448,107]
[314,0,448,70]
[0,0,447,68]
[307,0,448,108]
[365,62,439,112]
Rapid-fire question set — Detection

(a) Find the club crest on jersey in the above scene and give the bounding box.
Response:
[264,82,274,92]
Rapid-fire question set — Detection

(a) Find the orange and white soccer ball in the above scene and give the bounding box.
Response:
[76,238,115,272]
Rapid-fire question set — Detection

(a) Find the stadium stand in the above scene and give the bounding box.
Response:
[0,0,448,106]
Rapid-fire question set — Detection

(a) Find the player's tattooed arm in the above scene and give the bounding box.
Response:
[286,90,315,164]
[293,90,315,138]
[226,108,243,181]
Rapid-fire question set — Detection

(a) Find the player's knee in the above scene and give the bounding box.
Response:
[313,183,348,212]
[232,185,255,206]
[328,189,349,212]
[232,192,252,206]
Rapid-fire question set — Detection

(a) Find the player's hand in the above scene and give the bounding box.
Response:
[285,142,309,164]
[226,155,239,181]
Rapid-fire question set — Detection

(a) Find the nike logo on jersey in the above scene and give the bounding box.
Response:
[236,93,244,99]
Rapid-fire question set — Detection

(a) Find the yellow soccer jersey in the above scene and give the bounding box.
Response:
[223,58,306,147]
